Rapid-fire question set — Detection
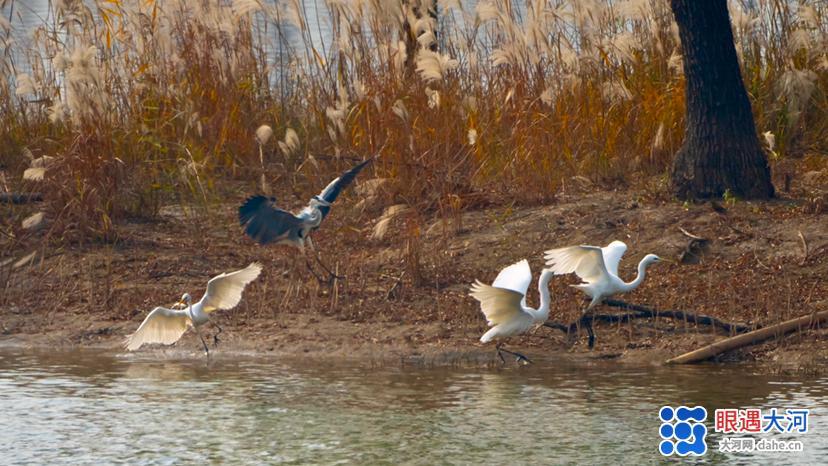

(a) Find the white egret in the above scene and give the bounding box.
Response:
[239,158,372,283]
[469,259,555,364]
[124,262,263,354]
[544,240,663,348]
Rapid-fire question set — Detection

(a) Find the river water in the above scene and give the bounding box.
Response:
[1,348,826,464]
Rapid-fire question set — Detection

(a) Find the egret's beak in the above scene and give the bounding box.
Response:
[172,300,186,309]
[660,258,676,264]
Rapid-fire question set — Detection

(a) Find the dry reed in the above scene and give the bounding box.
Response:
[0,0,825,240]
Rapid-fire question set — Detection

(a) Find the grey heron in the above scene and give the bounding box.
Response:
[544,240,663,348]
[239,158,372,283]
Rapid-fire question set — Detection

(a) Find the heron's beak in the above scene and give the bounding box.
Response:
[173,300,186,309]
[660,258,676,264]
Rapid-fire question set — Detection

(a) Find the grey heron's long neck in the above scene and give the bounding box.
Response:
[622,259,649,292]
[307,206,323,227]
[534,270,555,322]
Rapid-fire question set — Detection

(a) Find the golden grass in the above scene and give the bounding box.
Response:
[0,0,826,240]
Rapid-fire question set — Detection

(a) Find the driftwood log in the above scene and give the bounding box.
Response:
[665,309,828,364]
[0,193,43,204]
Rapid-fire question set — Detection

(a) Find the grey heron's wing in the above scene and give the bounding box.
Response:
[239,195,304,245]
[543,245,608,285]
[600,240,627,277]
[124,307,191,351]
[200,262,263,313]
[315,158,373,218]
[469,281,525,327]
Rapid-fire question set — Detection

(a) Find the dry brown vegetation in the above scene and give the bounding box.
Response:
[1,0,827,235]
[1,1,827,366]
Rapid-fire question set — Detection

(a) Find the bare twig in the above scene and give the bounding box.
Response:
[385,270,406,301]
[798,230,808,265]
[329,262,340,313]
[679,226,706,241]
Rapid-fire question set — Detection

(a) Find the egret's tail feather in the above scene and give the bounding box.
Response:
[480,327,497,343]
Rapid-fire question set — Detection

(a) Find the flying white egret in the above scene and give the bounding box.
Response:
[239,158,372,283]
[469,259,555,364]
[544,240,663,348]
[124,262,263,355]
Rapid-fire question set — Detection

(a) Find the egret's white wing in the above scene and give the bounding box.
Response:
[491,259,532,296]
[469,280,525,327]
[124,307,191,351]
[544,245,607,284]
[601,240,627,277]
[200,262,263,313]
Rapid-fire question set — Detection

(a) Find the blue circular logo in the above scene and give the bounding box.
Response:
[658,406,708,457]
[674,421,692,440]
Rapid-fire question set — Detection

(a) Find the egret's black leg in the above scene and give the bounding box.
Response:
[580,312,596,349]
[495,343,506,364]
[213,323,223,347]
[498,347,533,364]
[198,333,210,356]
[587,325,595,349]
[192,325,210,356]
[495,342,531,364]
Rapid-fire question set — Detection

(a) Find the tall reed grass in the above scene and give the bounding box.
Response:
[1,0,826,239]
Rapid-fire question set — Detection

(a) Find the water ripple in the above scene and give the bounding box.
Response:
[0,349,826,464]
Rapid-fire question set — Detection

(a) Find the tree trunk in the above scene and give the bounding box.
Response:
[402,0,438,73]
[670,0,774,200]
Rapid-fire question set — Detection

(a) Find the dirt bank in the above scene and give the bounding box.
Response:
[2,176,827,373]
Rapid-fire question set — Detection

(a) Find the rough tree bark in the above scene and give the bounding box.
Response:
[402,0,438,73]
[670,0,774,200]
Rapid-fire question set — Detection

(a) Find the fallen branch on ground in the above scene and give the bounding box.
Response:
[665,310,828,364]
[543,312,655,334]
[604,300,751,334]
[542,300,752,335]
[0,193,43,204]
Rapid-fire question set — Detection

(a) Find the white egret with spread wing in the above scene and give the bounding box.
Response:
[125,262,262,354]
[544,240,662,348]
[469,259,555,364]
[239,158,372,283]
